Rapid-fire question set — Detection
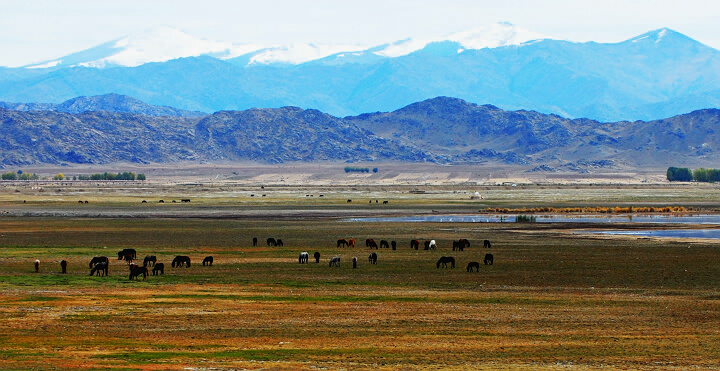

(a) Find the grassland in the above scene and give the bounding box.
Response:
[0,181,719,370]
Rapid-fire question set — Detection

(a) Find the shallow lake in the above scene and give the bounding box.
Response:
[586,229,720,240]
[345,214,720,224]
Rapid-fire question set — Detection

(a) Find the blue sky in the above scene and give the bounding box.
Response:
[0,0,718,67]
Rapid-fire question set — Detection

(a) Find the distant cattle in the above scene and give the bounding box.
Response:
[202,256,214,266]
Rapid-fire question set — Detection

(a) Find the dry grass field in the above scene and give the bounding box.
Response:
[1,178,720,370]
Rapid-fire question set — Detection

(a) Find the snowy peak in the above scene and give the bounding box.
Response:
[375,22,550,57]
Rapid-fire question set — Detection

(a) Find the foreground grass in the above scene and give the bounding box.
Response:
[1,216,720,369]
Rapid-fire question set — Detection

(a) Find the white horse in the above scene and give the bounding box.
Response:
[429,240,436,250]
[299,252,309,264]
[329,256,341,267]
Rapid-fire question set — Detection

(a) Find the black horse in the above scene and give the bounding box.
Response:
[452,240,465,251]
[117,248,137,261]
[314,251,321,263]
[267,238,277,247]
[152,263,165,275]
[89,256,109,268]
[410,240,420,250]
[202,256,213,266]
[368,252,378,265]
[391,241,397,250]
[483,239,491,248]
[352,256,357,269]
[60,260,67,274]
[459,239,471,249]
[379,240,389,249]
[143,255,156,267]
[129,265,148,280]
[436,256,456,269]
[90,262,108,276]
[276,239,284,247]
[484,253,494,265]
[466,261,480,272]
[252,237,258,246]
[337,239,348,247]
[171,256,191,268]
[366,239,378,249]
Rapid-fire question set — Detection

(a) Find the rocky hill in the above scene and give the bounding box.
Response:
[0,96,719,169]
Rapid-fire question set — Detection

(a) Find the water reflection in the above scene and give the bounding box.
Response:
[346,214,720,224]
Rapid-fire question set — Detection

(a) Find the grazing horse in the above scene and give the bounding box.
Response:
[383,200,388,204]
[152,263,164,275]
[453,240,465,251]
[429,240,436,250]
[379,240,389,249]
[89,256,109,268]
[368,252,378,265]
[459,239,471,249]
[483,239,491,248]
[366,239,378,249]
[267,238,277,247]
[202,256,214,266]
[347,199,352,203]
[352,257,357,269]
[410,240,420,250]
[34,260,39,273]
[466,262,480,272]
[299,252,309,264]
[252,237,258,246]
[129,265,148,280]
[484,253,494,265]
[348,238,356,248]
[314,251,321,263]
[329,256,341,267]
[171,256,191,268]
[436,256,456,269]
[143,255,156,267]
[117,248,137,261]
[60,260,67,274]
[337,239,348,248]
[90,262,108,276]
[276,239,284,247]
[181,199,191,203]
[391,241,397,250]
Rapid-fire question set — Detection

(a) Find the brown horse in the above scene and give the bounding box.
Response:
[410,240,420,250]
[348,239,356,248]
[366,239,378,249]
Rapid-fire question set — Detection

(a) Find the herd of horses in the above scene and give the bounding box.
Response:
[32,235,496,278]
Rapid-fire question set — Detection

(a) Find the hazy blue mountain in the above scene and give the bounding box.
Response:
[0,93,206,117]
[0,28,718,121]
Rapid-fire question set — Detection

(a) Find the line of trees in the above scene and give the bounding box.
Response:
[2,171,39,180]
[75,172,145,181]
[667,167,720,182]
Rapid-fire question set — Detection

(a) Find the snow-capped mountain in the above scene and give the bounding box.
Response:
[23,23,549,68]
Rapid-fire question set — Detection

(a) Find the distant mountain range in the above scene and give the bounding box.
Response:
[0,24,718,122]
[0,95,718,169]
